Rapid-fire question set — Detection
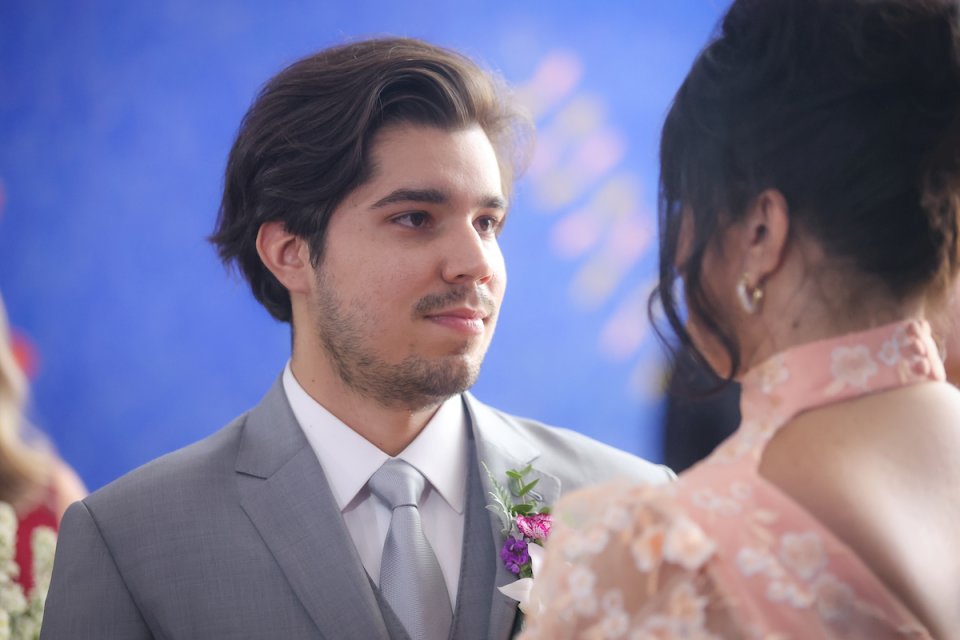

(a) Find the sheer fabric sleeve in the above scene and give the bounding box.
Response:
[519,481,740,640]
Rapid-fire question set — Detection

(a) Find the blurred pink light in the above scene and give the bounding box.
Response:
[572,129,626,179]
[599,290,650,361]
[550,209,601,258]
[520,51,583,118]
[607,215,653,263]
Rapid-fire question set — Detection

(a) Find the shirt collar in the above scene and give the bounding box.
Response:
[282,362,468,514]
[398,393,468,514]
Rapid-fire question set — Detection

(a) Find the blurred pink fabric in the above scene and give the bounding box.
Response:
[521,320,940,639]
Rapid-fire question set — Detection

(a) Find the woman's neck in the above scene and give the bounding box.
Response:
[738,266,927,375]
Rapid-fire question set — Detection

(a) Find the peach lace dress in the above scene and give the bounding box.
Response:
[520,320,941,639]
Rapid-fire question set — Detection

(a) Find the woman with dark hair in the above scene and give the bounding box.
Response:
[521,0,960,637]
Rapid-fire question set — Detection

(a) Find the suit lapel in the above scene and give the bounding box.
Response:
[235,379,391,640]
[462,394,561,640]
[448,432,494,640]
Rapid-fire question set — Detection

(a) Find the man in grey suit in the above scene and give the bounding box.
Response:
[41,37,673,639]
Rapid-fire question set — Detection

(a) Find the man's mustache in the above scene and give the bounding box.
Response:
[413,287,497,317]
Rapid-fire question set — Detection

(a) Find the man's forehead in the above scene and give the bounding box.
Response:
[368,122,490,160]
[359,124,506,204]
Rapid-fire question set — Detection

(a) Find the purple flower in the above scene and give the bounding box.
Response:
[500,536,530,574]
[516,513,553,541]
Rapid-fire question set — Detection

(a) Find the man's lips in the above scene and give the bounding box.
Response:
[424,307,490,334]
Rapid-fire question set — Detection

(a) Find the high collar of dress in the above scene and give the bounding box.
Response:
[739,318,945,432]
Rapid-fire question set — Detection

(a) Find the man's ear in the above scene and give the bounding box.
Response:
[256,221,313,294]
[741,189,790,285]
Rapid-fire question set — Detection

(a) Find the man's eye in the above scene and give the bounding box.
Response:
[476,216,502,233]
[394,212,429,228]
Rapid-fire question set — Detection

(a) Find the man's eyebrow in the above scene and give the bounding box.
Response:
[481,195,508,210]
[371,188,447,208]
[370,188,508,211]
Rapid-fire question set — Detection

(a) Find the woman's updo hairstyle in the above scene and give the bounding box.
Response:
[652,0,960,380]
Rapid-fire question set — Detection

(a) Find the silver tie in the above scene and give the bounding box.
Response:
[368,459,452,640]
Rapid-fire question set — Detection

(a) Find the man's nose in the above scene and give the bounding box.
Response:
[440,224,497,286]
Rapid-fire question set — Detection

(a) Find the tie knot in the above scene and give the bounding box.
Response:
[368,459,426,510]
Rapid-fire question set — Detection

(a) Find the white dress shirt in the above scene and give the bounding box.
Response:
[282,363,468,608]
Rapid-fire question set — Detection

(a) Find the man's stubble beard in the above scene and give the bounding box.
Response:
[313,275,494,412]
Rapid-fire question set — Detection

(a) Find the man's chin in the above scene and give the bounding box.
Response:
[426,333,490,357]
[369,354,481,411]
[416,358,480,398]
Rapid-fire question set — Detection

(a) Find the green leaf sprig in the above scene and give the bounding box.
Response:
[483,463,549,537]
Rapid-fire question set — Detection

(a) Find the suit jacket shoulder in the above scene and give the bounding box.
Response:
[89,411,248,509]
[43,381,392,640]
[464,392,675,492]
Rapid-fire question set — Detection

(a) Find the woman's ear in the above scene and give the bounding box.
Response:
[255,222,313,295]
[741,189,790,286]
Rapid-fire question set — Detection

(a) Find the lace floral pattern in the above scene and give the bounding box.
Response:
[520,320,942,639]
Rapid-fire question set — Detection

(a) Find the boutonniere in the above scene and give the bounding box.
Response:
[483,463,552,615]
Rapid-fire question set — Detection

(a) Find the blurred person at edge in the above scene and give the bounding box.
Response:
[0,295,86,592]
[942,281,960,384]
[521,0,960,638]
[39,37,674,640]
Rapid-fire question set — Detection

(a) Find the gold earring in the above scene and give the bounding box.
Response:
[736,275,763,314]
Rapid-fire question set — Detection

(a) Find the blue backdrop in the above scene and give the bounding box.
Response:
[0,1,725,490]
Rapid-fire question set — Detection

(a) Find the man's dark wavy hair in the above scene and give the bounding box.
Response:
[210,37,530,323]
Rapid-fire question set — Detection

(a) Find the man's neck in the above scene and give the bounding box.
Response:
[289,355,445,456]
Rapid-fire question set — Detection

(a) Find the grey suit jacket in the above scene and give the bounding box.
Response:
[41,379,674,639]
